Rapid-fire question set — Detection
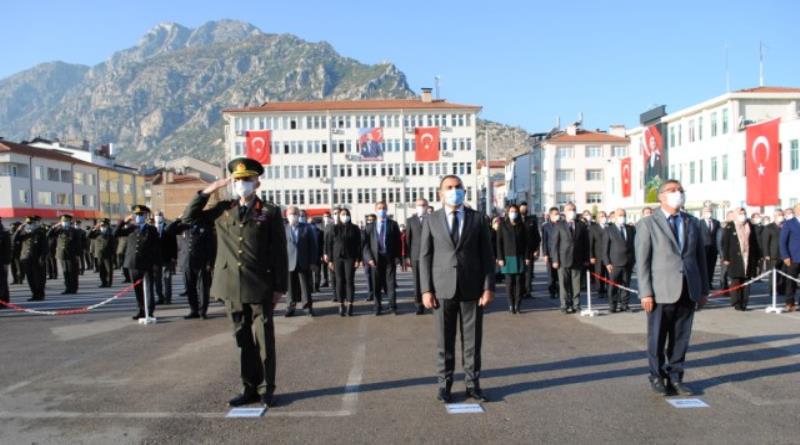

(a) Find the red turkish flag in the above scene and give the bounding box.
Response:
[621,157,632,198]
[745,118,780,206]
[415,127,440,162]
[246,130,271,165]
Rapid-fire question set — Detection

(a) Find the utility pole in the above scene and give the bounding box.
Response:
[484,130,491,217]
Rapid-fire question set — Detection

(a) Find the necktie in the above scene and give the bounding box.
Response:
[569,221,574,235]
[450,211,460,245]
[619,225,626,241]
[670,215,680,246]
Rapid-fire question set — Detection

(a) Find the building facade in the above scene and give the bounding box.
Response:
[222,92,481,222]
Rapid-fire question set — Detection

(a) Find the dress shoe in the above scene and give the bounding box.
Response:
[415,307,425,315]
[331,297,339,303]
[321,281,329,288]
[650,378,669,396]
[284,308,296,317]
[390,306,398,315]
[566,307,575,314]
[620,304,630,312]
[366,295,374,302]
[509,305,515,314]
[466,387,489,403]
[307,307,315,317]
[228,392,260,407]
[670,381,694,396]
[201,313,209,320]
[436,388,452,404]
[261,392,275,407]
[184,313,200,319]
[375,306,382,316]
[132,313,144,320]
[347,304,354,316]
[179,292,188,297]
[339,305,346,317]
[156,299,165,305]
[573,306,582,313]
[610,306,618,313]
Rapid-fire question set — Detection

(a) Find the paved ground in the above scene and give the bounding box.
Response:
[1,263,799,444]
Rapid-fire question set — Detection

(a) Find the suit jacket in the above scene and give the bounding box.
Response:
[327,222,362,260]
[699,218,721,250]
[603,223,636,268]
[521,215,541,256]
[307,223,323,266]
[635,210,709,304]
[285,222,317,272]
[404,214,426,262]
[550,219,590,269]
[115,223,160,271]
[762,223,782,260]
[363,218,402,263]
[171,221,215,271]
[587,222,607,262]
[154,222,178,266]
[720,222,761,278]
[541,221,557,258]
[419,206,495,301]
[779,218,800,263]
[183,192,288,304]
[0,227,10,265]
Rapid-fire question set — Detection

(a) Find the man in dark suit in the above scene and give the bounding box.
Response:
[636,179,708,396]
[284,206,317,317]
[405,198,429,315]
[586,210,608,298]
[603,209,636,312]
[519,202,541,299]
[699,207,721,290]
[171,218,215,319]
[550,203,590,314]
[152,211,177,305]
[541,208,560,299]
[304,211,323,293]
[363,201,402,315]
[421,175,495,404]
[762,211,785,296]
[10,221,24,285]
[183,157,287,408]
[320,212,334,289]
[361,214,376,302]
[779,203,800,312]
[116,205,161,320]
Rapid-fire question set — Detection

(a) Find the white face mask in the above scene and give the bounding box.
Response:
[702,212,712,219]
[565,211,576,221]
[598,218,607,225]
[583,214,592,223]
[550,215,559,223]
[508,212,519,221]
[342,215,351,223]
[665,191,685,209]
[155,216,164,225]
[751,217,761,225]
[786,214,795,220]
[415,206,426,217]
[61,222,71,229]
[234,180,256,200]
[299,216,307,224]
[287,215,298,225]
[737,215,747,223]
[618,217,627,225]
[776,216,785,224]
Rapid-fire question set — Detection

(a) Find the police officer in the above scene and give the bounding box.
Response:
[48,214,83,294]
[171,218,215,319]
[183,157,287,408]
[115,205,161,320]
[12,216,47,301]
[89,218,116,287]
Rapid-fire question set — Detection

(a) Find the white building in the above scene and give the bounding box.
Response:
[539,124,630,212]
[222,91,481,222]
[605,86,800,219]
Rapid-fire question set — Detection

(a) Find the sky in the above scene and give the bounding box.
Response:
[2,0,798,132]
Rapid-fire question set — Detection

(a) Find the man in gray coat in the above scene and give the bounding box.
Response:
[421,175,495,404]
[636,179,708,397]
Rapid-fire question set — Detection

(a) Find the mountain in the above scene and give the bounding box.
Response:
[476,119,531,161]
[0,19,525,165]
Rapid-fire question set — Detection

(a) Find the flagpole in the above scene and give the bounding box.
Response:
[485,131,491,217]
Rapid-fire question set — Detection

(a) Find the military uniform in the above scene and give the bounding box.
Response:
[47,215,83,294]
[182,158,287,406]
[172,220,215,318]
[0,221,11,306]
[115,233,131,283]
[10,222,24,284]
[89,219,116,287]
[12,216,48,300]
[153,218,178,305]
[46,227,58,280]
[115,206,161,319]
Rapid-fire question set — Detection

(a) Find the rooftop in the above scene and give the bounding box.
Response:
[0,140,97,167]
[224,98,482,113]
[547,130,629,144]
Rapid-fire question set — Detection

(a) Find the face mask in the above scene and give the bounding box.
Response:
[61,222,71,229]
[415,206,426,217]
[135,215,146,225]
[444,188,465,207]
[737,215,747,223]
[550,215,559,223]
[702,213,711,219]
[342,215,351,223]
[376,209,387,219]
[28,223,38,231]
[155,216,164,225]
[101,226,109,233]
[508,212,519,221]
[492,224,500,231]
[598,217,607,225]
[666,191,685,209]
[299,216,307,224]
[751,217,761,225]
[776,216,785,224]
[234,180,255,200]
[287,215,298,225]
[583,214,592,223]
[786,214,795,220]
[618,217,627,225]
[565,211,576,221]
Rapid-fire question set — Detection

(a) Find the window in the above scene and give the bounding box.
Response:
[60,169,72,183]
[669,126,675,148]
[556,169,574,182]
[18,190,29,204]
[34,166,43,180]
[677,124,682,146]
[711,112,718,137]
[586,192,603,204]
[688,119,695,143]
[791,140,799,171]
[722,154,729,180]
[56,193,69,206]
[722,109,729,134]
[612,146,629,158]
[699,159,704,183]
[37,191,52,205]
[586,169,603,181]
[74,172,84,185]
[555,193,574,205]
[711,157,718,181]
[47,168,60,181]
[556,147,574,159]
[585,146,602,158]
[698,116,704,141]
[689,161,696,184]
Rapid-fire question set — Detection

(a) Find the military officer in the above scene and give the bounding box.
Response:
[47,214,83,294]
[170,218,215,319]
[183,157,287,408]
[116,228,131,283]
[115,205,161,320]
[12,216,48,301]
[89,218,116,287]
[10,221,24,284]
[0,218,11,307]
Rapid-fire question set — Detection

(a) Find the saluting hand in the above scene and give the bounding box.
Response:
[202,177,231,195]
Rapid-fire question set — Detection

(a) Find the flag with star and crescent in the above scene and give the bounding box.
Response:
[414,127,440,162]
[745,118,780,206]
[621,157,632,198]
[245,130,271,165]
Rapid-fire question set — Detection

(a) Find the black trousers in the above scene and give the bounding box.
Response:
[0,264,9,303]
[608,265,633,307]
[335,259,356,303]
[410,260,423,308]
[60,257,79,293]
[131,269,155,316]
[523,262,534,296]
[47,255,57,279]
[287,269,313,307]
[373,254,397,308]
[646,281,695,383]
[22,258,46,300]
[784,262,800,305]
[96,256,114,286]
[557,266,583,310]
[704,247,718,288]
[729,277,751,309]
[185,267,211,315]
[435,295,483,390]
[11,257,23,284]
[153,264,173,302]
[321,261,330,285]
[229,302,276,396]
[505,273,525,307]
[310,263,322,292]
[592,261,607,294]
[78,251,86,274]
[364,264,375,299]
[546,259,559,297]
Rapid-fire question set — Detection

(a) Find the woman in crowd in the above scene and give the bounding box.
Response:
[326,208,362,316]
[496,204,530,314]
[720,207,761,311]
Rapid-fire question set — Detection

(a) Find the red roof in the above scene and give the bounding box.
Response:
[477,160,507,168]
[0,140,97,167]
[224,98,481,113]
[736,86,800,94]
[548,130,628,144]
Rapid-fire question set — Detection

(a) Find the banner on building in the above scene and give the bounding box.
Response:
[745,118,780,206]
[358,127,384,161]
[245,130,271,165]
[641,123,666,202]
[415,127,440,162]
[621,157,632,198]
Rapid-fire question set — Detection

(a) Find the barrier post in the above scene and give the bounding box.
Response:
[765,267,783,314]
[139,273,157,325]
[581,269,599,317]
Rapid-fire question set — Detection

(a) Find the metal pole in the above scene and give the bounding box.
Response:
[485,131,491,217]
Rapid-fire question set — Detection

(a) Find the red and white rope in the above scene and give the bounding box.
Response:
[0,279,142,316]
